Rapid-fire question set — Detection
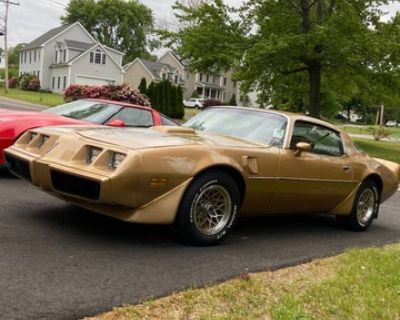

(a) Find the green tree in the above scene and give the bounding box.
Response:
[170,85,178,117]
[138,77,147,95]
[62,0,157,63]
[229,93,237,106]
[176,85,184,118]
[161,0,400,118]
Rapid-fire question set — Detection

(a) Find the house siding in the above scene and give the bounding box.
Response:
[49,66,69,93]
[123,61,154,89]
[70,48,122,87]
[39,24,96,90]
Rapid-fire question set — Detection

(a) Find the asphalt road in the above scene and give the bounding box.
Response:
[0,173,399,320]
[0,96,46,111]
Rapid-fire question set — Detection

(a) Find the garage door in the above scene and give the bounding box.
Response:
[76,75,115,86]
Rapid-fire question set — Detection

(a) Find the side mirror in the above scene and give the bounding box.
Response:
[294,142,311,157]
[107,119,125,127]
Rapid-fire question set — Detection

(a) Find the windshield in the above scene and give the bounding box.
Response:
[183,107,287,146]
[43,100,122,123]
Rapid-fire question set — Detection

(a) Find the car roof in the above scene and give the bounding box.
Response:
[83,98,153,111]
[206,106,341,132]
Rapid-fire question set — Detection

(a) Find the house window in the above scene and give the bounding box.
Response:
[55,51,58,64]
[52,77,55,89]
[90,52,94,63]
[102,54,106,65]
[24,52,27,63]
[175,75,179,84]
[199,73,203,81]
[34,50,36,62]
[223,77,227,86]
[57,76,61,89]
[63,50,67,62]
[162,73,166,80]
[95,49,101,64]
[63,76,67,89]
[29,51,32,63]
[38,50,40,62]
[20,53,23,64]
[206,74,209,82]
[37,71,40,79]
[186,72,189,80]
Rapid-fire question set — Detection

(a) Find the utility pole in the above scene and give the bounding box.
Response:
[0,0,19,93]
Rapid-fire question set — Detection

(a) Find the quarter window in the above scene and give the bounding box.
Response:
[290,121,344,156]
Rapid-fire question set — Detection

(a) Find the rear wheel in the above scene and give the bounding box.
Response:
[337,179,380,231]
[175,171,240,246]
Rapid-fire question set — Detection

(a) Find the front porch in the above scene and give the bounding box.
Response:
[196,82,225,101]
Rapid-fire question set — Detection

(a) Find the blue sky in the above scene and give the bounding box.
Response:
[2,0,400,48]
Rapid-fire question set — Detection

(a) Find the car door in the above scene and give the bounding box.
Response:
[268,120,356,214]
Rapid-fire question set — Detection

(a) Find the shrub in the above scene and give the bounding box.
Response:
[64,84,151,107]
[370,126,391,141]
[8,76,18,88]
[203,98,223,109]
[229,94,237,106]
[191,90,199,98]
[138,77,147,95]
[19,74,34,90]
[27,78,41,91]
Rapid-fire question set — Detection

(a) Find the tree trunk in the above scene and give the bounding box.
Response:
[308,64,321,118]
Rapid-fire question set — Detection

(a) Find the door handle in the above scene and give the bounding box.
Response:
[342,165,351,172]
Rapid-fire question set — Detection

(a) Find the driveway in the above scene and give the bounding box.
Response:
[0,174,399,320]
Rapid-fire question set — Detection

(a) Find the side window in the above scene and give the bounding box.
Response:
[108,107,153,127]
[291,121,343,156]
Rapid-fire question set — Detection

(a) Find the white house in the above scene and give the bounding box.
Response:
[19,22,124,93]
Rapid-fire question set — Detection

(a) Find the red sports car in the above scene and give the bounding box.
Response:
[0,98,176,167]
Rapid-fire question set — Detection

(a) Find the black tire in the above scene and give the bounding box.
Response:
[175,171,240,246]
[336,179,380,231]
[194,105,199,109]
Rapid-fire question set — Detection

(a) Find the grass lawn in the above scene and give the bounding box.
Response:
[84,243,400,320]
[343,125,400,139]
[0,88,64,107]
[353,138,400,164]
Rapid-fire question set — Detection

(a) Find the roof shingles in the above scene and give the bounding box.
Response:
[21,24,73,51]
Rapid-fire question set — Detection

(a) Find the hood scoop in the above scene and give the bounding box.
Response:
[150,126,196,135]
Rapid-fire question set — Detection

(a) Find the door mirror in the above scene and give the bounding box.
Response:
[294,142,312,156]
[107,119,125,127]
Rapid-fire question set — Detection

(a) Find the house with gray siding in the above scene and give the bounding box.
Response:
[19,22,124,93]
[123,51,237,103]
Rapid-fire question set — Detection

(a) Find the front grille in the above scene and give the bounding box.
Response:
[5,154,31,181]
[50,170,100,200]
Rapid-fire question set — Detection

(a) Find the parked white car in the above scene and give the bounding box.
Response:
[183,98,204,108]
[386,120,398,127]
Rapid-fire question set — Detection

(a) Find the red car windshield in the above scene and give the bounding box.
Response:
[43,100,122,124]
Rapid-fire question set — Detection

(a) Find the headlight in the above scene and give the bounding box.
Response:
[108,152,126,170]
[87,146,102,164]
[38,135,49,148]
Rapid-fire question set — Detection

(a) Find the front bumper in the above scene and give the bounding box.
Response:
[4,146,190,225]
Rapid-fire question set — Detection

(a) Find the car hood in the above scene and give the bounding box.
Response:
[71,126,263,149]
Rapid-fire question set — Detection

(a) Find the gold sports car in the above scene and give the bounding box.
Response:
[4,107,400,245]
